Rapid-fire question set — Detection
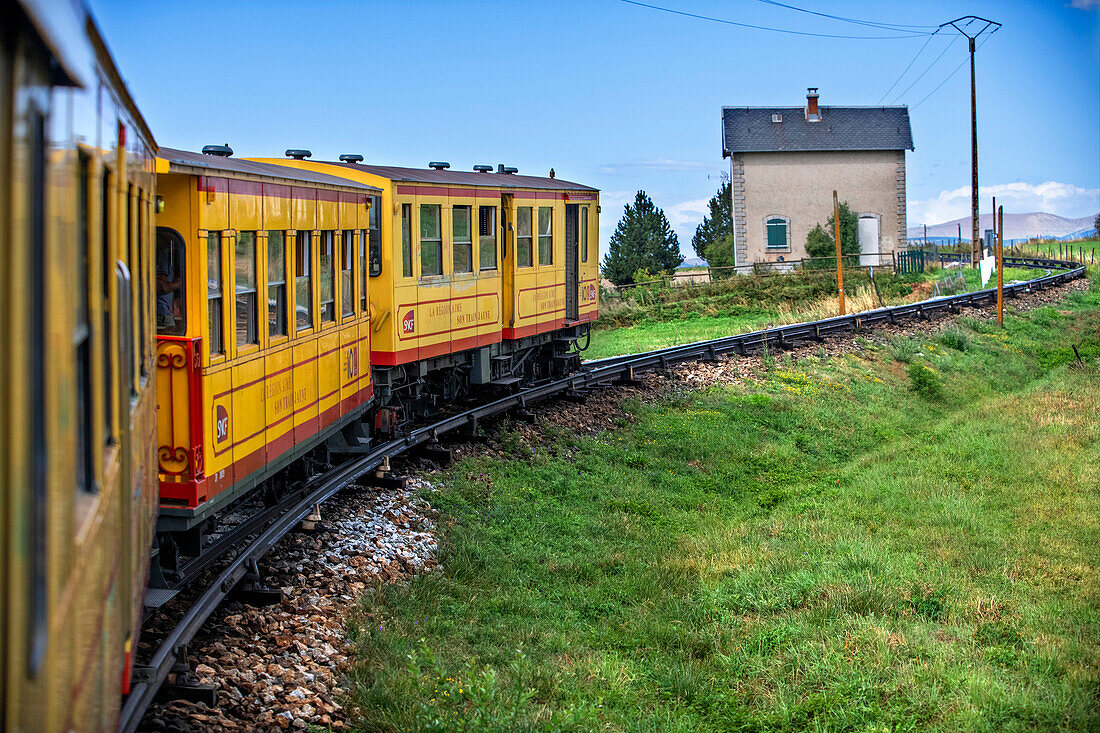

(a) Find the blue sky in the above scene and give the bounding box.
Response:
[94,0,1099,259]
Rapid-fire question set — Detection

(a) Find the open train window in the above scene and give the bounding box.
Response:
[235,231,258,346]
[295,231,313,330]
[29,106,49,675]
[156,227,186,336]
[76,153,96,495]
[516,207,533,268]
[341,230,354,318]
[538,207,553,266]
[479,206,497,271]
[359,229,369,312]
[581,207,589,263]
[401,204,412,278]
[452,205,473,274]
[420,204,442,277]
[268,231,287,337]
[207,232,224,354]
[368,195,382,278]
[319,231,336,323]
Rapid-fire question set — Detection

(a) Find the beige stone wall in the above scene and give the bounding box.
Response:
[731,149,907,266]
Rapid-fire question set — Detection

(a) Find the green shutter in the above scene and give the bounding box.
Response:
[767,218,787,249]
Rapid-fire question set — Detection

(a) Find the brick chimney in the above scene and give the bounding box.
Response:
[805,87,821,121]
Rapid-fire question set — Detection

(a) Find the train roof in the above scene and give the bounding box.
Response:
[158,148,383,193]
[315,162,598,192]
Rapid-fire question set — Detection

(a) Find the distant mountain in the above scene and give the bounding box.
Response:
[678,257,708,268]
[908,212,1098,241]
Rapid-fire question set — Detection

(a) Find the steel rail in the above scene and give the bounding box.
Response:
[119,254,1085,731]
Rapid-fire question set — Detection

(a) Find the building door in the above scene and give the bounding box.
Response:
[858,215,880,267]
[565,204,579,321]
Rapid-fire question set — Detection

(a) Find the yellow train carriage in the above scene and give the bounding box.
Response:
[1,1,158,729]
[153,148,381,539]
[251,158,600,368]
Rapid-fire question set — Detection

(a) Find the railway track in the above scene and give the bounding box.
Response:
[120,254,1085,732]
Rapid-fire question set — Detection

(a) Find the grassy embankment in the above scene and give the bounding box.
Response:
[588,265,1041,360]
[348,277,1100,731]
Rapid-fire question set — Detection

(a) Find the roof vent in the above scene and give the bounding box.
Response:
[339,154,364,164]
[502,166,518,174]
[285,149,312,160]
[202,143,233,157]
[428,161,450,170]
[771,113,782,123]
[473,164,493,173]
[496,164,518,174]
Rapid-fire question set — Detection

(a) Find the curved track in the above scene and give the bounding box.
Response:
[120,254,1085,731]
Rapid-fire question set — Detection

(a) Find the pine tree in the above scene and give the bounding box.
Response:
[691,181,732,262]
[601,191,683,285]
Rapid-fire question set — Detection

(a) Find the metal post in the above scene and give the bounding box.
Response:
[833,190,845,315]
[970,36,979,267]
[997,205,1004,327]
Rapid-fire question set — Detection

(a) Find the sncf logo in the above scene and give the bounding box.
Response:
[401,309,416,334]
[215,404,230,444]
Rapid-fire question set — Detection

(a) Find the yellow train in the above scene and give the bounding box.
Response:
[2,0,159,729]
[1,0,599,728]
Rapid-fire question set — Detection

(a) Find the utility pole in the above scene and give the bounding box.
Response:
[833,190,845,315]
[997,205,1004,327]
[940,16,1001,267]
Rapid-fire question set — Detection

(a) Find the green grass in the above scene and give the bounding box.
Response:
[349,279,1100,732]
[1021,240,1100,260]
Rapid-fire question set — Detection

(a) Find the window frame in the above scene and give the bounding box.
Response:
[401,203,413,278]
[267,230,288,339]
[235,230,259,348]
[580,206,589,263]
[295,230,313,332]
[765,215,790,251]
[341,229,355,320]
[419,203,443,278]
[478,205,497,271]
[516,206,534,268]
[368,195,382,278]
[206,230,225,356]
[452,205,474,275]
[537,206,553,266]
[319,231,336,324]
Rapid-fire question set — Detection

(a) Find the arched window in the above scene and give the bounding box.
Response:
[765,216,789,250]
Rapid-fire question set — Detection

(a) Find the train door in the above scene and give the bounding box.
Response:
[500,193,515,328]
[565,204,579,322]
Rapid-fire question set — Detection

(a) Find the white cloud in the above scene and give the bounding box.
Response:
[908,181,1100,226]
[596,158,717,175]
[595,193,709,261]
[1069,0,1099,10]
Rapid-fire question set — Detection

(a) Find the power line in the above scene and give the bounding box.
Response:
[754,0,937,32]
[877,30,940,104]
[911,29,997,110]
[890,34,960,104]
[619,0,933,40]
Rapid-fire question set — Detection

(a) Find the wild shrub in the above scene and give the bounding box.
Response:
[887,336,919,363]
[908,363,944,399]
[939,327,971,352]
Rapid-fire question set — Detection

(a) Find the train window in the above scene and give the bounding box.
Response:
[453,205,473,274]
[156,228,186,335]
[538,207,553,266]
[102,168,116,441]
[137,192,147,377]
[401,204,412,278]
[517,207,533,268]
[341,230,354,319]
[295,231,313,331]
[368,195,382,278]
[581,207,589,263]
[76,153,96,495]
[29,108,48,674]
[207,232,224,355]
[235,232,259,346]
[319,231,336,323]
[268,231,287,337]
[420,204,443,277]
[478,206,497,270]
[359,229,369,312]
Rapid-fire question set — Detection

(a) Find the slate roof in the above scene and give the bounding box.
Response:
[722,106,913,155]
